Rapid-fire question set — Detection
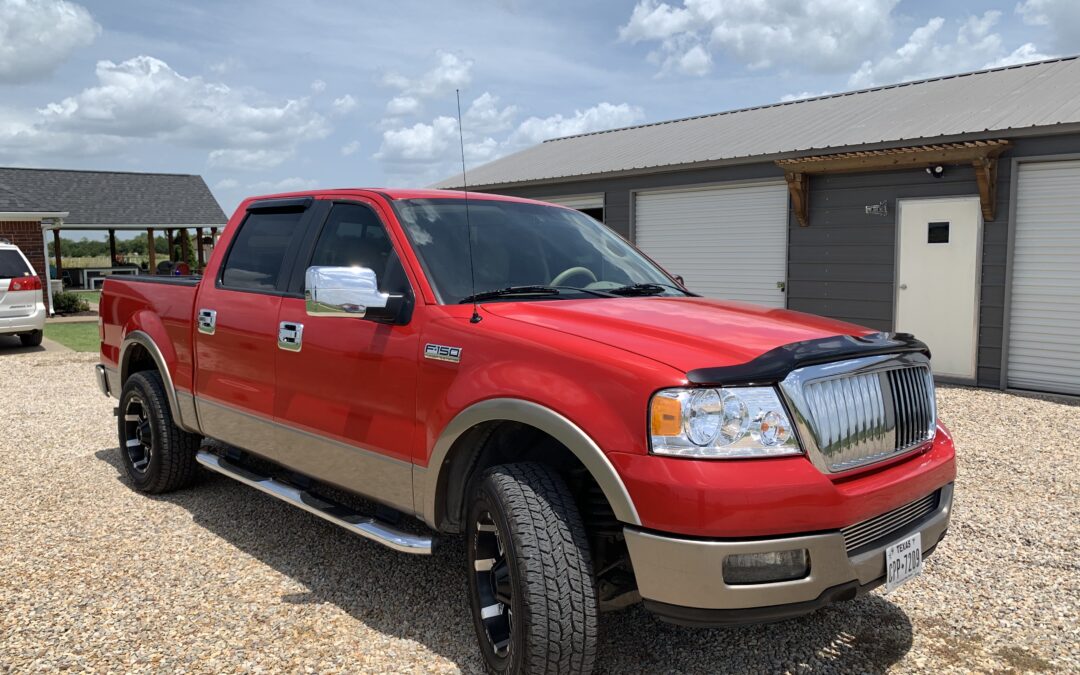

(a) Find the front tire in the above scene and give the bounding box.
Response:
[117,371,201,493]
[466,463,598,675]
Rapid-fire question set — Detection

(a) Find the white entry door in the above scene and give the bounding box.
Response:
[634,182,788,307]
[895,197,982,380]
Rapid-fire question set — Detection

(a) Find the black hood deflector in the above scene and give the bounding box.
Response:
[686,332,930,387]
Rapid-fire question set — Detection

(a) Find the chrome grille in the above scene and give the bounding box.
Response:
[842,490,940,553]
[780,354,937,473]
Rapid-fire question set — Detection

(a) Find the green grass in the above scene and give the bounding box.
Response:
[44,322,99,352]
[72,290,101,305]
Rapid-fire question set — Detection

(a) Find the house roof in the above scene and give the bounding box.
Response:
[437,56,1080,189]
[0,167,227,227]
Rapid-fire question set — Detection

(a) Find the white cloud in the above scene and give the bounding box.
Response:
[1017,0,1080,51]
[246,177,319,193]
[508,102,644,146]
[0,55,330,166]
[984,43,1053,69]
[310,79,327,93]
[620,0,900,75]
[386,95,421,116]
[332,94,358,114]
[375,96,644,184]
[848,11,1050,88]
[208,148,294,170]
[382,51,473,99]
[0,0,100,82]
[465,92,517,134]
[341,140,362,156]
[214,178,240,190]
[780,91,832,102]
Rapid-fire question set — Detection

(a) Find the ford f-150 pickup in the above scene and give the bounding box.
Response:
[97,189,955,675]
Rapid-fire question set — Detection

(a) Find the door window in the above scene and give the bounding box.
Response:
[308,204,410,294]
[221,211,304,292]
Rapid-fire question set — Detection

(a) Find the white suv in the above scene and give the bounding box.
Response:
[0,240,46,347]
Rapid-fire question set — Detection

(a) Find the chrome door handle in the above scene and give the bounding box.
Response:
[197,308,217,335]
[278,321,304,352]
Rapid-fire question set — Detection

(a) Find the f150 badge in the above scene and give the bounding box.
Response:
[425,343,462,363]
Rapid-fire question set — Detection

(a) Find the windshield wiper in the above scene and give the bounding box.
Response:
[459,285,561,303]
[607,283,672,297]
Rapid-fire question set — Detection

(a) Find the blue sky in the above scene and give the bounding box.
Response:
[2,0,1079,220]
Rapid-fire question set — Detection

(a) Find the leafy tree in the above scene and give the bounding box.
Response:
[172,229,197,270]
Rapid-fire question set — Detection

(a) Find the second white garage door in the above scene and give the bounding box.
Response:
[634,182,788,307]
[1007,160,1080,395]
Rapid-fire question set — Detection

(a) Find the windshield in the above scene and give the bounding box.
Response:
[393,198,684,304]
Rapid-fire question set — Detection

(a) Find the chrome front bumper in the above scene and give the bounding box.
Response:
[625,483,953,625]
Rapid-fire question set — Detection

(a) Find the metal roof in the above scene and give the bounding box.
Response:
[0,167,226,226]
[438,57,1080,189]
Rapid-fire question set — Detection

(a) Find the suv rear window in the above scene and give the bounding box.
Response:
[220,211,303,291]
[0,250,32,278]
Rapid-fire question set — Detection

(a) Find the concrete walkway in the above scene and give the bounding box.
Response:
[0,335,72,354]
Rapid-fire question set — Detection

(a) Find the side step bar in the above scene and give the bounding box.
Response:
[195,451,434,555]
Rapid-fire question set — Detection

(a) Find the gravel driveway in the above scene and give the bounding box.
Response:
[1,352,1077,673]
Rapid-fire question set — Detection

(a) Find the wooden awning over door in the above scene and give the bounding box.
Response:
[776,139,1011,226]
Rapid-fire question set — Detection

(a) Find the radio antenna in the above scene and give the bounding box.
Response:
[456,89,482,324]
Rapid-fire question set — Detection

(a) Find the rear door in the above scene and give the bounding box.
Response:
[0,248,38,320]
[193,199,317,452]
[272,199,420,511]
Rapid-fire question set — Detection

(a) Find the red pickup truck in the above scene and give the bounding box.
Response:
[97,189,955,675]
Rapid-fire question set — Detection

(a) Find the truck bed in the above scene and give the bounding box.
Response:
[99,275,202,393]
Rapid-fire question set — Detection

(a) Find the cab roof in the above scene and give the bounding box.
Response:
[244,188,556,208]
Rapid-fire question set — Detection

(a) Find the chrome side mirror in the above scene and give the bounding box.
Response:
[305,266,389,318]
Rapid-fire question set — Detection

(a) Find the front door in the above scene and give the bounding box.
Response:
[895,197,981,380]
[273,199,420,512]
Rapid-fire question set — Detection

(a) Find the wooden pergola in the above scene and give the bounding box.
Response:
[776,139,1012,226]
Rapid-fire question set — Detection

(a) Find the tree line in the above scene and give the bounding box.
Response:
[48,233,170,257]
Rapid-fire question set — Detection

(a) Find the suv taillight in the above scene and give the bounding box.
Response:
[8,275,42,291]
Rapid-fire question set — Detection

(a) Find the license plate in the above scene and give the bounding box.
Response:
[884,532,922,593]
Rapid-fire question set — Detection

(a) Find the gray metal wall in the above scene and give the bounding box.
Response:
[485,132,1080,389]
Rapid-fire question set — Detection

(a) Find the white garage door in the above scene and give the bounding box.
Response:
[634,182,788,307]
[1007,160,1080,395]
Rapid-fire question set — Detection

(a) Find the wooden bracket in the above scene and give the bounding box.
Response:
[972,157,999,221]
[785,172,810,227]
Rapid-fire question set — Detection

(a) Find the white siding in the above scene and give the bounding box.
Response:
[1008,160,1080,395]
[634,182,788,307]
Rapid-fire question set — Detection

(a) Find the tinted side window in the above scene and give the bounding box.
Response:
[308,204,409,294]
[0,250,32,278]
[221,211,302,291]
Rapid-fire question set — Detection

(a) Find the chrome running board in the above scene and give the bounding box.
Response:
[195,450,434,555]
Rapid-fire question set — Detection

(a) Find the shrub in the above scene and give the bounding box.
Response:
[52,291,90,314]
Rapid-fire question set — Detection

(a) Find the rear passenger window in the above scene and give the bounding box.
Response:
[0,250,32,278]
[221,211,302,291]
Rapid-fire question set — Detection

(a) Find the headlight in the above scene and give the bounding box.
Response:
[650,386,801,459]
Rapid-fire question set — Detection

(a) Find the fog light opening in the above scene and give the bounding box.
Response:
[722,549,810,585]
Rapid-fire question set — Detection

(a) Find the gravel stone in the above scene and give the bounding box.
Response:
[1,352,1077,673]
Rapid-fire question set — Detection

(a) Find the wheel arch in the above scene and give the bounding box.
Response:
[119,330,199,433]
[418,398,640,531]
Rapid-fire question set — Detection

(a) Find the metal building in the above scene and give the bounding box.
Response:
[438,57,1080,396]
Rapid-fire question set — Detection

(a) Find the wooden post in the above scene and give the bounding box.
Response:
[108,229,118,265]
[52,229,63,288]
[179,228,190,268]
[166,229,174,262]
[147,228,156,273]
[196,227,205,270]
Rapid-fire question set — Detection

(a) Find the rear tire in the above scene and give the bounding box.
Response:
[19,330,42,347]
[117,371,201,493]
[466,462,598,675]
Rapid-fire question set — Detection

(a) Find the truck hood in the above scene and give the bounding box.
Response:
[484,297,875,374]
